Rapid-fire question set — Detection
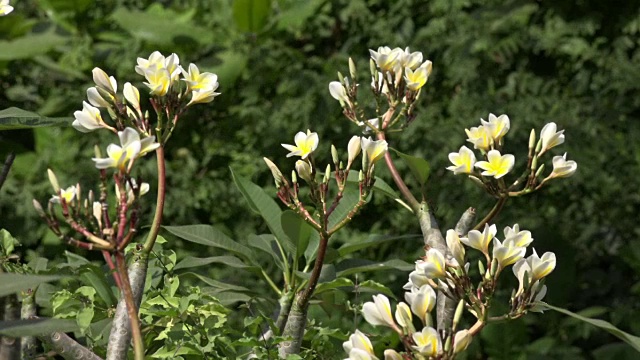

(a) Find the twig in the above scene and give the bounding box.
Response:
[0,152,16,192]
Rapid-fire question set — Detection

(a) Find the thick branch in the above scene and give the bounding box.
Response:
[143,146,166,253]
[277,294,308,358]
[41,332,103,360]
[0,152,16,192]
[1,295,19,360]
[20,291,37,360]
[105,252,148,360]
[455,207,476,236]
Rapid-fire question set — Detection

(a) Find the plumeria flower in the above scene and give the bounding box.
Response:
[539,122,565,155]
[371,73,390,95]
[358,118,380,134]
[418,248,446,279]
[135,51,166,75]
[412,326,441,356]
[182,63,218,91]
[281,130,319,159]
[50,185,77,204]
[362,294,396,328]
[92,128,159,170]
[86,87,111,108]
[394,302,413,330]
[115,179,150,206]
[492,239,526,268]
[72,101,112,133]
[549,153,577,178]
[513,250,556,292]
[465,125,493,151]
[369,46,402,72]
[347,136,361,168]
[343,330,378,360]
[361,137,388,167]
[529,285,549,312]
[404,61,432,91]
[398,47,423,70]
[143,67,172,96]
[461,224,497,255]
[263,158,285,187]
[329,81,350,104]
[123,82,141,112]
[453,330,472,353]
[404,269,430,290]
[383,349,402,360]
[446,229,466,266]
[345,349,376,360]
[188,86,221,106]
[92,67,117,96]
[447,145,476,175]
[503,224,533,248]
[295,160,313,183]
[475,150,515,179]
[404,284,436,325]
[0,0,13,16]
[481,113,510,143]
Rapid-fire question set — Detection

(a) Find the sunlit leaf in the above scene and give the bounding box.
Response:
[0,107,71,130]
[391,148,430,186]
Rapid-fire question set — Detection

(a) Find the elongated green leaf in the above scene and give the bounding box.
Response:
[230,168,295,255]
[328,185,364,230]
[0,32,68,61]
[0,274,63,297]
[247,234,284,270]
[233,0,272,33]
[338,234,422,257]
[163,224,255,262]
[343,172,399,199]
[391,148,431,186]
[0,107,72,130]
[281,210,313,260]
[314,277,353,295]
[335,259,413,277]
[0,318,79,337]
[202,290,253,306]
[358,280,396,299]
[539,302,640,353]
[1,229,18,256]
[179,272,251,293]
[79,265,117,308]
[174,255,256,271]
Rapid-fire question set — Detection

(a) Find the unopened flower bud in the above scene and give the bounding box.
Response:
[468,175,484,189]
[263,157,285,188]
[347,136,361,168]
[490,258,498,277]
[535,164,545,178]
[47,169,60,192]
[359,170,364,182]
[453,330,471,353]
[531,155,538,170]
[453,299,465,329]
[349,57,357,80]
[94,145,102,158]
[528,129,536,151]
[331,144,339,165]
[32,199,45,217]
[370,58,377,77]
[295,160,313,184]
[291,170,297,184]
[323,164,331,184]
[535,138,542,153]
[337,71,345,85]
[478,260,486,276]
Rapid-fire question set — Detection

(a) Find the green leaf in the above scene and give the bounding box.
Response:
[358,280,396,299]
[0,107,72,130]
[0,229,18,256]
[281,210,313,260]
[314,277,354,295]
[247,234,284,270]
[0,318,79,337]
[338,234,422,257]
[110,5,214,46]
[179,272,251,293]
[539,302,640,353]
[391,148,431,186]
[79,265,117,308]
[0,31,68,61]
[210,51,248,85]
[335,259,413,277]
[344,172,399,199]
[229,168,295,255]
[232,0,272,33]
[163,224,255,262]
[0,274,63,297]
[276,0,323,31]
[327,185,363,230]
[174,255,257,271]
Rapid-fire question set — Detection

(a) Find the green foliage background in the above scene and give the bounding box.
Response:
[1,0,640,358]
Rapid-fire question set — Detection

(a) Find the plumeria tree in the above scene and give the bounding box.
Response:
[31,51,219,360]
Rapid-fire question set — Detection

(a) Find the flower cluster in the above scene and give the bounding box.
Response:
[447,115,577,196]
[328,46,433,134]
[345,223,555,359]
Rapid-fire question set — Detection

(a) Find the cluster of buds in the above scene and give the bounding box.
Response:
[35,51,220,254]
[33,169,149,252]
[72,51,220,146]
[344,223,556,360]
[264,130,388,233]
[447,114,577,197]
[329,46,433,134]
